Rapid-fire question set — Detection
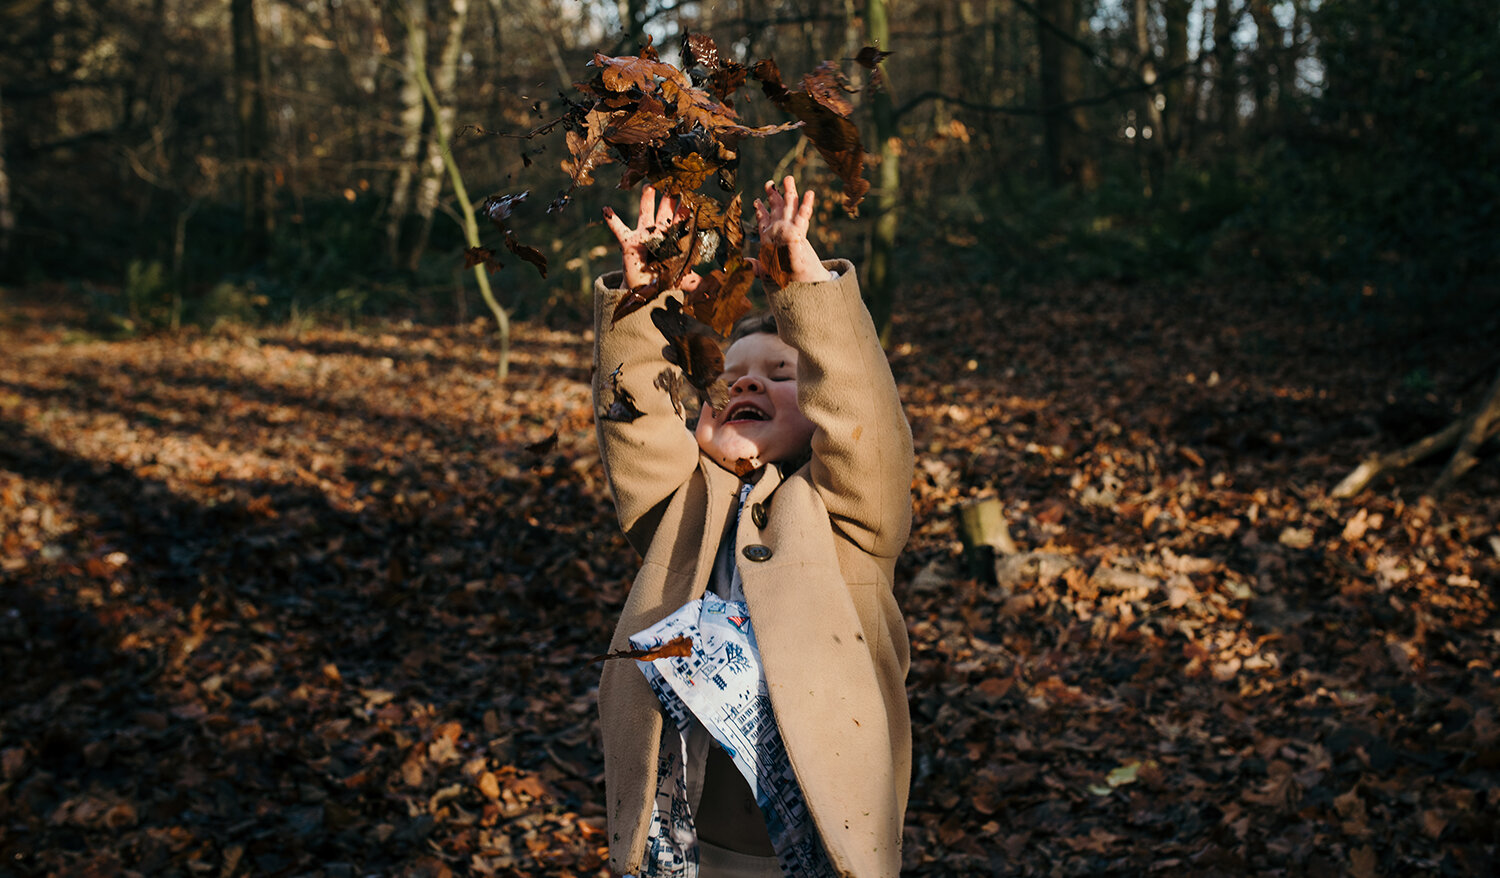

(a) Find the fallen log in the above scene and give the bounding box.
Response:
[1432,368,1500,495]
[1334,366,1500,498]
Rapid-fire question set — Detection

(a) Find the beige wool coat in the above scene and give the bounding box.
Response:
[591,260,915,878]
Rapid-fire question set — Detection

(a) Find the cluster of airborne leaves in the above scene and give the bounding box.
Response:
[469,35,885,412]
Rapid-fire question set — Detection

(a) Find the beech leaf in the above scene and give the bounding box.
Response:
[683,257,755,338]
[591,52,691,94]
[650,299,727,411]
[751,59,869,215]
[504,232,548,279]
[587,635,693,665]
[463,246,503,274]
[854,46,893,69]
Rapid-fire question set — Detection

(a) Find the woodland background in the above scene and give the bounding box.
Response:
[2,0,1499,875]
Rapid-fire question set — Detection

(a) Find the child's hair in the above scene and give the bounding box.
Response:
[728,311,778,343]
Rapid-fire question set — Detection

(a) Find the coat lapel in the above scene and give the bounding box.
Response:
[694,458,742,587]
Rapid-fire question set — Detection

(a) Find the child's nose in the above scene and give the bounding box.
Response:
[731,375,763,394]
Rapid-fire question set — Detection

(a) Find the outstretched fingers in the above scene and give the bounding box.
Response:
[762,178,784,217]
[794,188,816,228]
[637,184,658,232]
[654,193,679,229]
[601,205,630,243]
[779,176,798,214]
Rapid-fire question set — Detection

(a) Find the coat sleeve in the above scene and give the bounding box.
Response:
[591,272,701,553]
[769,260,915,559]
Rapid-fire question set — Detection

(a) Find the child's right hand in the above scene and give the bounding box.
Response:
[602,184,702,292]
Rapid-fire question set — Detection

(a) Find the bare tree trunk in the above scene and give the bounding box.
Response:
[865,0,899,345]
[1162,0,1190,155]
[1037,0,1097,188]
[1132,0,1164,195]
[495,0,569,91]
[387,0,428,266]
[1255,0,1299,134]
[1210,0,1241,141]
[407,27,511,381]
[232,0,272,263]
[1247,0,1282,135]
[0,85,13,264]
[408,0,473,271]
[330,0,384,166]
[930,0,948,128]
[1183,0,1210,154]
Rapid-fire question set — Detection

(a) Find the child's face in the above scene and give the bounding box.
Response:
[694,332,814,473]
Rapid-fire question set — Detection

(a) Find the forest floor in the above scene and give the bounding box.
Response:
[1,271,1498,877]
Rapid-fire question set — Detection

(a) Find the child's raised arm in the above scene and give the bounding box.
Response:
[592,186,702,551]
[758,177,914,557]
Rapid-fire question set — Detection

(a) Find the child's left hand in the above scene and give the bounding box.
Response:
[751,176,832,284]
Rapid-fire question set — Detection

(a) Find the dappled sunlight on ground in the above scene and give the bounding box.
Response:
[2,278,1497,875]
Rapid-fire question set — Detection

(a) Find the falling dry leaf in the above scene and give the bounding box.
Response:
[587,635,693,665]
[853,46,893,69]
[525,430,559,457]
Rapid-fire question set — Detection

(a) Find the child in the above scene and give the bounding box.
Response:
[593,177,914,877]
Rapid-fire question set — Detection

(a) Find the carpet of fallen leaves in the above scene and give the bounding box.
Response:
[1,274,1497,877]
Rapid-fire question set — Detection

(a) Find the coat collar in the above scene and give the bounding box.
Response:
[695,455,787,576]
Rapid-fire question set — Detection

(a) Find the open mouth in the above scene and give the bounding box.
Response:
[724,402,770,423]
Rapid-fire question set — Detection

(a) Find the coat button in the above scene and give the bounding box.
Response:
[751,503,768,528]
[742,544,773,562]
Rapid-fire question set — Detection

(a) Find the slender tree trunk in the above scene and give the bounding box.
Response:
[231,0,272,262]
[865,0,900,345]
[333,0,384,167]
[1162,0,1189,155]
[1132,0,1164,195]
[1038,0,1066,185]
[0,85,13,264]
[387,0,428,266]
[1249,0,1295,135]
[931,0,948,128]
[409,0,473,271]
[1037,0,1097,188]
[496,0,569,90]
[1183,0,1209,153]
[1210,0,1241,141]
[408,26,511,381]
[1248,0,1279,135]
